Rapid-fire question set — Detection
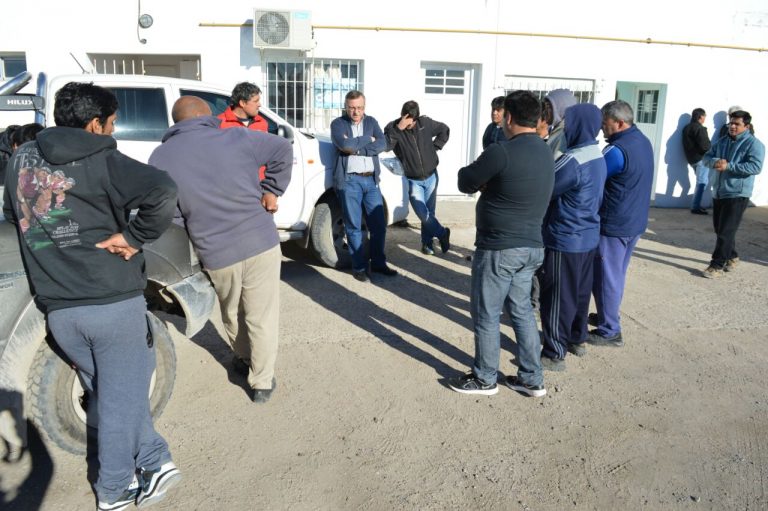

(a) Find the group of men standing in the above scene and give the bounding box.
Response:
[2,75,763,510]
[448,91,654,397]
[3,81,291,510]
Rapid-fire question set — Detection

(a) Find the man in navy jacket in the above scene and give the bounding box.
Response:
[539,104,606,370]
[588,100,653,348]
[331,90,397,282]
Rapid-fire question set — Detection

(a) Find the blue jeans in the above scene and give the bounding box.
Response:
[471,247,545,387]
[408,172,446,245]
[592,234,640,337]
[47,296,171,503]
[691,162,709,210]
[338,173,387,272]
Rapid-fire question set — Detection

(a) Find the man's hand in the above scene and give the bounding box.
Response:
[397,115,414,131]
[714,159,728,172]
[262,192,278,214]
[95,233,139,261]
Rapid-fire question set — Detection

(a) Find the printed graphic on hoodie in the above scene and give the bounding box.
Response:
[12,145,79,250]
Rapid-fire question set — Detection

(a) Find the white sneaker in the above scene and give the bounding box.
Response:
[136,461,182,508]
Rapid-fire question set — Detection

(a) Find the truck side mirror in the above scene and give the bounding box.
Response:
[277,124,294,144]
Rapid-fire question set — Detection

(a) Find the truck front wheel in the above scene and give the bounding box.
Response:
[309,199,355,268]
[26,314,177,455]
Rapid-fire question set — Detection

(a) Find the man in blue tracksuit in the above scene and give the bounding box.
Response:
[699,110,764,278]
[539,104,606,371]
[588,100,654,348]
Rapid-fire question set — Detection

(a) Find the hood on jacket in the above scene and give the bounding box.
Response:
[161,115,220,143]
[565,103,603,149]
[545,89,578,126]
[36,126,116,165]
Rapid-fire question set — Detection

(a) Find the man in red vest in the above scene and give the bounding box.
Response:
[218,82,269,179]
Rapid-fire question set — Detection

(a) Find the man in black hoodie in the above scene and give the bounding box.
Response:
[3,82,181,511]
[384,100,451,255]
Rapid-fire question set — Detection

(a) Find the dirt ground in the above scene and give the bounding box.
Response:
[2,203,768,511]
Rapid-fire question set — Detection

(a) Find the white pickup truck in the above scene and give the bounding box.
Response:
[0,71,408,455]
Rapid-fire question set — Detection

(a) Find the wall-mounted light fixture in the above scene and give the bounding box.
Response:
[137,0,152,44]
[139,14,154,29]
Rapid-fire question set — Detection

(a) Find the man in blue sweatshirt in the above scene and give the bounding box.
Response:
[587,100,653,348]
[149,96,292,404]
[699,110,764,278]
[539,104,606,371]
[3,82,181,511]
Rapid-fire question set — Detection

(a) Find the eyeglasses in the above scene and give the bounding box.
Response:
[346,106,365,111]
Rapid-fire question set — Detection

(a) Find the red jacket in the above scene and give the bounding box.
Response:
[218,107,268,179]
[218,106,268,132]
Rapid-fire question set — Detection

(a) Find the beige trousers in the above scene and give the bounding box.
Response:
[206,245,281,390]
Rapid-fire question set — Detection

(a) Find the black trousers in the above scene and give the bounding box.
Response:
[539,248,597,360]
[711,197,749,268]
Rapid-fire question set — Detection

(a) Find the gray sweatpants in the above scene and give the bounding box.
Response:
[47,295,171,503]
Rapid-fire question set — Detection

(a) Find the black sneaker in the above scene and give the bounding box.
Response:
[587,312,599,327]
[691,208,708,215]
[371,265,398,276]
[567,343,586,357]
[448,373,498,395]
[421,243,435,255]
[136,462,182,509]
[98,476,139,511]
[586,330,624,347]
[505,375,546,398]
[439,227,451,254]
[353,270,370,282]
[232,356,249,376]
[541,356,566,372]
[251,378,277,404]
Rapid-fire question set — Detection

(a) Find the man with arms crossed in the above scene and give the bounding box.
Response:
[150,96,292,403]
[3,82,181,511]
[587,100,653,348]
[449,91,554,398]
[331,90,397,282]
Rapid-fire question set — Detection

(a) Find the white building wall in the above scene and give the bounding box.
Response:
[2,0,767,204]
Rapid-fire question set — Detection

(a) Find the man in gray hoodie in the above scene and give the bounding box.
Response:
[543,89,578,160]
[149,96,292,403]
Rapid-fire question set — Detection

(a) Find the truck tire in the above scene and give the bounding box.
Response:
[26,315,177,455]
[309,199,354,268]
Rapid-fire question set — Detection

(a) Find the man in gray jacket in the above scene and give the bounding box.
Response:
[149,96,292,403]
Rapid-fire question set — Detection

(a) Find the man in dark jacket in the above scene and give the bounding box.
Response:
[385,100,451,255]
[331,90,397,282]
[539,104,606,371]
[481,95,505,149]
[682,108,712,214]
[588,100,654,348]
[449,91,554,398]
[150,96,292,403]
[3,82,181,511]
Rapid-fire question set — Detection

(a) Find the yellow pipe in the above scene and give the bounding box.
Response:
[198,22,767,53]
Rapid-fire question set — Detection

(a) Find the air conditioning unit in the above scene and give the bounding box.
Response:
[253,9,313,50]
